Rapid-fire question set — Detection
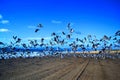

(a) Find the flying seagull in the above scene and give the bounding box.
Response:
[13,36,17,40]
[67,23,71,30]
[35,29,39,33]
[37,23,43,28]
[66,34,71,39]
[115,30,120,36]
[16,38,21,43]
[62,31,65,35]
[0,41,4,45]
[35,23,43,33]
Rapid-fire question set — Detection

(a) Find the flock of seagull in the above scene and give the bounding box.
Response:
[0,23,120,59]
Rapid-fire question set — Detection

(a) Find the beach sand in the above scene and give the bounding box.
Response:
[0,57,120,80]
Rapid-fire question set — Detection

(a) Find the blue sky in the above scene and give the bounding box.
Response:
[0,0,120,43]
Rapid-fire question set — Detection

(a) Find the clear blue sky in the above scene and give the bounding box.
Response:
[0,0,120,43]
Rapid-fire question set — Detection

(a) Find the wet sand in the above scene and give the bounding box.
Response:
[0,57,120,80]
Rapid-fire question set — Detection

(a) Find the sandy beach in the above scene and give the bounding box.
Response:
[0,57,120,80]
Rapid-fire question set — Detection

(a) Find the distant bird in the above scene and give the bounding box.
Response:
[110,43,112,47]
[34,23,43,33]
[76,38,79,41]
[113,37,117,40]
[29,40,34,45]
[40,43,44,47]
[115,30,120,36]
[34,40,37,44]
[92,44,96,49]
[34,43,39,47]
[41,38,44,43]
[100,39,103,41]
[62,31,65,35]
[82,47,86,51]
[109,36,112,40]
[67,23,71,30]
[114,44,120,48]
[70,29,74,33]
[51,32,56,36]
[13,36,17,40]
[56,35,59,39]
[67,23,74,33]
[22,44,27,48]
[16,38,21,43]
[84,37,87,41]
[102,48,105,52]
[0,41,4,45]
[116,39,120,44]
[49,41,53,46]
[35,29,39,33]
[103,35,109,40]
[60,39,64,45]
[66,34,71,39]
[79,44,84,48]
[10,42,14,45]
[54,37,59,43]
[79,39,84,43]
[37,24,43,28]
[87,35,92,40]
[87,44,89,47]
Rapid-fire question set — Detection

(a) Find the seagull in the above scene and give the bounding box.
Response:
[70,28,74,33]
[54,37,59,43]
[40,43,44,47]
[87,44,89,47]
[10,42,14,45]
[76,38,79,41]
[49,41,53,46]
[103,35,109,40]
[34,23,43,33]
[84,37,87,41]
[113,37,117,40]
[13,36,17,40]
[67,23,71,30]
[35,29,39,33]
[37,24,43,28]
[0,41,4,45]
[62,31,65,35]
[22,44,27,48]
[29,40,34,45]
[79,39,84,43]
[109,36,112,40]
[100,39,103,41]
[16,38,21,43]
[41,38,44,43]
[51,32,56,36]
[66,34,71,39]
[60,39,64,45]
[34,40,37,44]
[115,30,120,36]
